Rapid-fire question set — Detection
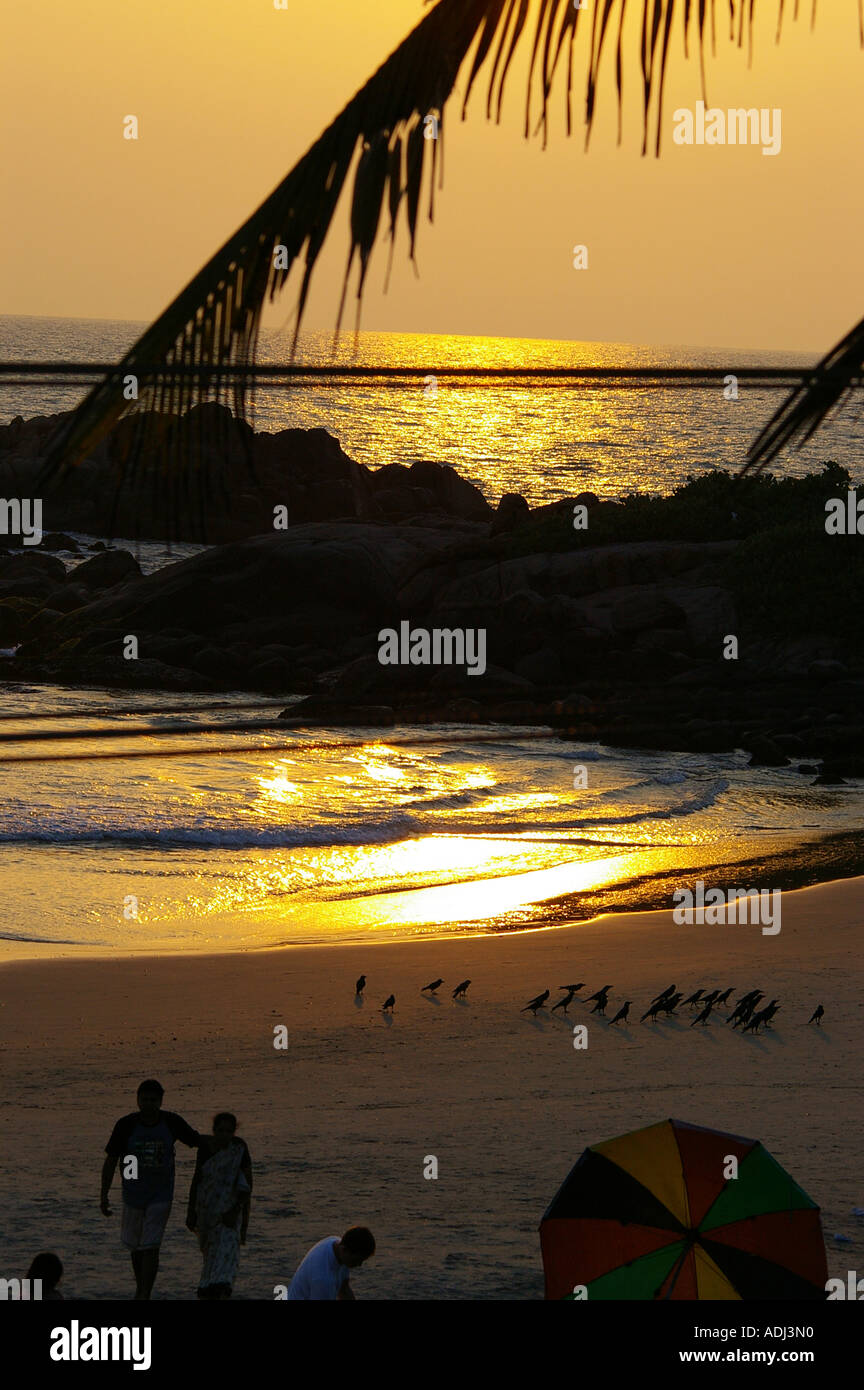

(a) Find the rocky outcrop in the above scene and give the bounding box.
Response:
[1,429,862,772]
[5,514,856,778]
[0,405,492,543]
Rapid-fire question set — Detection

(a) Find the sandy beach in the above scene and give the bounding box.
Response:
[2,876,861,1300]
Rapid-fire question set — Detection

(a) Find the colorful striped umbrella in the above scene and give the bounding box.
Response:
[540,1119,827,1300]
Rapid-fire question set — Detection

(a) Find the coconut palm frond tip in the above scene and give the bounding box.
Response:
[743,314,864,474]
[38,0,857,483]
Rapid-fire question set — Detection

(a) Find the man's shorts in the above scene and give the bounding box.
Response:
[121,1200,172,1251]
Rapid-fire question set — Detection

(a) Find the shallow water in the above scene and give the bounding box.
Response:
[0,684,859,956]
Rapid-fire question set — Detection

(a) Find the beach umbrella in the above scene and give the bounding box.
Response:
[540,1119,827,1300]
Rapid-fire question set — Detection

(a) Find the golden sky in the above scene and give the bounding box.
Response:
[1,0,862,351]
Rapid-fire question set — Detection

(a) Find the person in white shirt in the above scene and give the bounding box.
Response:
[286,1227,376,1300]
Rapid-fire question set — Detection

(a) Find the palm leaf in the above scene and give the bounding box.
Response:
[38,0,856,498]
[743,314,864,473]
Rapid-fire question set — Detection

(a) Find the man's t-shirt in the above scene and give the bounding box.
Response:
[286,1238,349,1300]
[105,1111,200,1209]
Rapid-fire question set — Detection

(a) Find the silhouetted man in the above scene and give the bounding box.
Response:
[101,1079,200,1300]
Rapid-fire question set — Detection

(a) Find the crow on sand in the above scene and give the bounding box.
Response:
[591,984,613,1017]
[586,985,613,1005]
[641,1000,664,1023]
[742,1006,777,1034]
[521,990,550,1016]
[551,987,579,1013]
[649,984,676,1006]
[609,1001,631,1026]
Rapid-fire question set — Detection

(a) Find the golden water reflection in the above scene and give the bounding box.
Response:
[185,836,689,945]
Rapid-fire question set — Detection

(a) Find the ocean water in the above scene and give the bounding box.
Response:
[0,685,860,956]
[2,315,861,505]
[1,317,861,957]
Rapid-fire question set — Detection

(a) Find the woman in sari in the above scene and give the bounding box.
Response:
[186,1112,252,1299]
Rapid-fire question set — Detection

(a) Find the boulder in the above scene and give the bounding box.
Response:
[442,698,483,722]
[746,737,788,767]
[663,585,737,649]
[73,548,142,589]
[397,460,492,521]
[0,575,60,602]
[489,493,531,536]
[0,597,40,644]
[40,533,81,552]
[248,657,294,691]
[375,486,439,519]
[0,551,66,584]
[513,646,565,686]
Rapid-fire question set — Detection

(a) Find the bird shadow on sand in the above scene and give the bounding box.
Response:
[808,1026,831,1044]
[605,1024,634,1039]
[522,1012,549,1028]
[738,1031,771,1052]
[354,994,365,1010]
[687,1026,719,1043]
[453,997,470,1008]
[381,1012,394,1028]
[740,1028,786,1050]
[421,993,442,1006]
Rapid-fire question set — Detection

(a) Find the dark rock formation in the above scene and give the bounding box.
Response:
[0,404,492,543]
[1,421,861,768]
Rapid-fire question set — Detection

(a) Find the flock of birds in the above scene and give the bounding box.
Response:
[355,974,471,1012]
[354,974,825,1029]
[518,983,826,1031]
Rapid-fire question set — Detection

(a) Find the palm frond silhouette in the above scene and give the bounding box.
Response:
[40,0,862,490]
[743,312,864,472]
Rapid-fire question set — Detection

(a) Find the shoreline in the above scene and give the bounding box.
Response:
[6,871,860,972]
[2,831,863,966]
[2,867,863,972]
